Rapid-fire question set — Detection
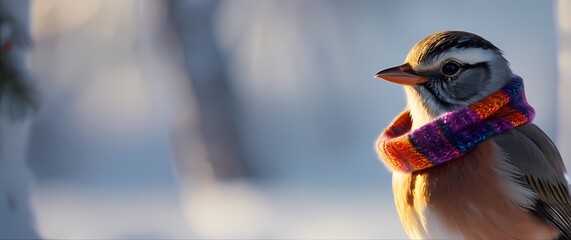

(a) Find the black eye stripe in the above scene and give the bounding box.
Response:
[417,60,491,108]
[438,61,488,77]
[461,62,488,69]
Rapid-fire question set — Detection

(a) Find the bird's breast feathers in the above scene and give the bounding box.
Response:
[392,139,560,239]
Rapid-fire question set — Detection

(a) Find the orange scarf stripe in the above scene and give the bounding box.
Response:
[468,91,509,119]
[376,76,534,173]
[503,106,529,126]
[379,135,433,171]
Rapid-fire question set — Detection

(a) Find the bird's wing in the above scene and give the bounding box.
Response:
[493,123,571,238]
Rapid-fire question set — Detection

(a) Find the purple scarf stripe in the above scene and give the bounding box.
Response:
[443,109,480,132]
[409,123,457,164]
[376,76,535,173]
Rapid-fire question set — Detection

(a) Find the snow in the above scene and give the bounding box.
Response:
[32,182,406,239]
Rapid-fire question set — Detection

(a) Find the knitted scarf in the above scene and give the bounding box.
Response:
[376,76,535,173]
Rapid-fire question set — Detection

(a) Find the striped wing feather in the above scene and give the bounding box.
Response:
[493,123,571,239]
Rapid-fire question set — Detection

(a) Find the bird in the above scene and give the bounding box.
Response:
[374,31,571,239]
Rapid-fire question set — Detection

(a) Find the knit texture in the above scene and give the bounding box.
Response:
[376,76,535,173]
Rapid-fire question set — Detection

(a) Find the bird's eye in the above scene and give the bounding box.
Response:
[441,61,461,77]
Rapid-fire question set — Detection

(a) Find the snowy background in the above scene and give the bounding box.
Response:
[0,0,568,239]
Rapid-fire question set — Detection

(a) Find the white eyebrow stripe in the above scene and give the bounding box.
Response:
[441,48,496,64]
[416,48,496,72]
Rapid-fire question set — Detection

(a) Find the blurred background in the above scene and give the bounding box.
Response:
[0,0,569,239]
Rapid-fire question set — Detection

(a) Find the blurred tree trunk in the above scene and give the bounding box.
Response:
[0,0,39,238]
[0,119,38,238]
[166,0,250,181]
[557,0,571,168]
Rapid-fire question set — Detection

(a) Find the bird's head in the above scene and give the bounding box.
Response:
[376,31,512,123]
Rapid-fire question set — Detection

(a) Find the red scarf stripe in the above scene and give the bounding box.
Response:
[379,137,432,172]
[468,91,510,119]
[376,77,534,173]
[502,106,529,126]
[378,111,434,172]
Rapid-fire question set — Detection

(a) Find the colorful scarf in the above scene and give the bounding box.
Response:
[376,76,535,173]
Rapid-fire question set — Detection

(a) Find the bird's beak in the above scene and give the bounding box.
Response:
[374,63,427,85]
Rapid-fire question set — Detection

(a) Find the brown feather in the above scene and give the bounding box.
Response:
[393,139,560,239]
